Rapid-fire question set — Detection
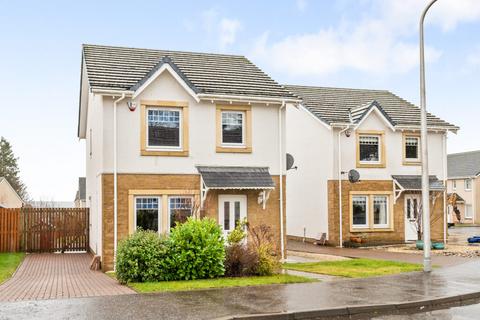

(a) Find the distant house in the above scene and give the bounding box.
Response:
[0,177,23,208]
[447,151,480,224]
[74,177,86,208]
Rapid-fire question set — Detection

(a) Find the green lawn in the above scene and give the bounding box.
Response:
[128,274,315,293]
[283,258,422,278]
[0,253,25,284]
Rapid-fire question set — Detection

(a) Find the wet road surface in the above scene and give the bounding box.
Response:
[370,302,480,319]
[0,260,479,320]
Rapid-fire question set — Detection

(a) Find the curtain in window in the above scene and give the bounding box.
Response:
[405,137,419,159]
[373,196,388,225]
[352,196,367,225]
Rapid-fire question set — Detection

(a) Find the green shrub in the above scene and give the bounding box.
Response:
[115,230,172,284]
[224,244,259,277]
[227,218,247,245]
[256,244,281,276]
[169,217,225,280]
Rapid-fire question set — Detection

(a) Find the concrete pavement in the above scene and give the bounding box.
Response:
[288,240,474,266]
[1,260,479,320]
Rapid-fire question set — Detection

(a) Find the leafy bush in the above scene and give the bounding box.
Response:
[256,244,281,276]
[169,217,225,280]
[115,230,172,284]
[224,244,259,277]
[227,218,247,245]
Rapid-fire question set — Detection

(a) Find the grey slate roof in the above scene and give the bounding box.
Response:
[392,175,445,191]
[82,44,297,100]
[447,150,480,178]
[197,166,275,189]
[285,85,458,130]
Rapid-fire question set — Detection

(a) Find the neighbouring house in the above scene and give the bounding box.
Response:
[285,86,458,246]
[74,177,87,208]
[447,150,480,224]
[0,177,23,208]
[78,44,299,271]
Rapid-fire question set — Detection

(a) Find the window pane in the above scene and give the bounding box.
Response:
[135,198,158,232]
[359,136,379,162]
[224,201,230,230]
[352,196,367,226]
[413,198,418,219]
[374,196,388,226]
[405,137,419,159]
[234,201,240,226]
[169,197,192,228]
[406,199,412,219]
[222,112,243,144]
[465,179,472,189]
[148,109,180,147]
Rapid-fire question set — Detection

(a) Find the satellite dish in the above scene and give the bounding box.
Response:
[286,153,297,170]
[348,169,360,183]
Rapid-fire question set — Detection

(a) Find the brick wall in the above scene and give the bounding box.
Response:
[101,174,285,271]
[327,180,445,246]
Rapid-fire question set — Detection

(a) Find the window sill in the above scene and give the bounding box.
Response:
[350,228,394,233]
[403,160,421,166]
[216,146,252,153]
[356,162,386,168]
[141,149,189,157]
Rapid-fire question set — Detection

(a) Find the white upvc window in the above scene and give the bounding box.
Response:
[405,136,420,161]
[453,180,457,190]
[147,107,183,150]
[352,195,369,228]
[168,196,193,229]
[465,204,473,219]
[373,196,389,228]
[465,179,472,191]
[221,111,245,147]
[134,196,160,232]
[359,135,381,163]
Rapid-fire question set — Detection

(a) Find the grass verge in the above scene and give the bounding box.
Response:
[126,274,315,293]
[283,258,422,278]
[0,253,25,284]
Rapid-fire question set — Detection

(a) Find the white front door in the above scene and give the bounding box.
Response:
[218,195,247,238]
[404,195,420,241]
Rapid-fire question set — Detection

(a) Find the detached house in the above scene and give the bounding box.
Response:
[78,44,298,271]
[285,86,458,245]
[447,150,480,224]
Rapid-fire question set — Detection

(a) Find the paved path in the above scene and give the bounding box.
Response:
[0,260,479,319]
[0,253,133,302]
[288,240,474,266]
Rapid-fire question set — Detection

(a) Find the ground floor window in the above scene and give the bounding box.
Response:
[350,193,392,231]
[135,197,159,232]
[465,204,473,219]
[169,196,193,228]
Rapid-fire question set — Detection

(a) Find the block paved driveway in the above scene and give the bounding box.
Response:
[0,253,134,302]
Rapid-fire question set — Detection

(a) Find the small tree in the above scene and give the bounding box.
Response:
[412,192,443,240]
[0,137,28,200]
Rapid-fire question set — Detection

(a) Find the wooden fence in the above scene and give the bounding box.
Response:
[0,207,89,253]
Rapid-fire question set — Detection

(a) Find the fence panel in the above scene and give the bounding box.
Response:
[0,208,21,252]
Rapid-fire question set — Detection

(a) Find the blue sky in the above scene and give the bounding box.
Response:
[0,0,479,200]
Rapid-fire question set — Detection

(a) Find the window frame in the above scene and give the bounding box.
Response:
[351,195,369,228]
[403,133,421,165]
[465,178,472,191]
[216,105,252,153]
[349,191,393,232]
[465,204,473,219]
[167,195,194,230]
[140,101,189,157]
[453,180,457,190]
[220,110,246,147]
[356,130,386,168]
[134,196,161,233]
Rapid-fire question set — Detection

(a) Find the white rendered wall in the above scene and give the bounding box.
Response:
[286,106,333,239]
[101,71,284,176]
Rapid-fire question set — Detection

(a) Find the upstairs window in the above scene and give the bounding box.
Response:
[453,180,457,190]
[147,108,181,148]
[359,135,380,162]
[465,179,472,191]
[221,111,245,145]
[405,136,420,160]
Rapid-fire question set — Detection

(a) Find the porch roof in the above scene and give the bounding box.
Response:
[196,166,275,189]
[392,175,445,191]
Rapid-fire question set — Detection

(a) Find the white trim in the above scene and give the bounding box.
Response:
[351,195,369,228]
[132,64,200,102]
[145,106,183,151]
[167,195,194,231]
[134,196,162,233]
[220,110,246,147]
[464,178,472,191]
[404,136,421,161]
[354,106,396,132]
[372,195,389,229]
[358,134,382,164]
[198,93,300,104]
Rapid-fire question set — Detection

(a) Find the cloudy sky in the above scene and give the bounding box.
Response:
[0,0,479,200]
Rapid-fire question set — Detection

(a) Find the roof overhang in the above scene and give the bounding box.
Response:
[353,101,396,132]
[392,175,445,203]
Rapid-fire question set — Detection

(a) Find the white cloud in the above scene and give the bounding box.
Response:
[467,45,480,67]
[219,18,242,49]
[251,0,479,77]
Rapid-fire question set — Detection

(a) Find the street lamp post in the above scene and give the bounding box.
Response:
[419,0,438,273]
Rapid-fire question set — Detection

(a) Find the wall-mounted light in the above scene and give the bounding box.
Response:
[127,101,137,112]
